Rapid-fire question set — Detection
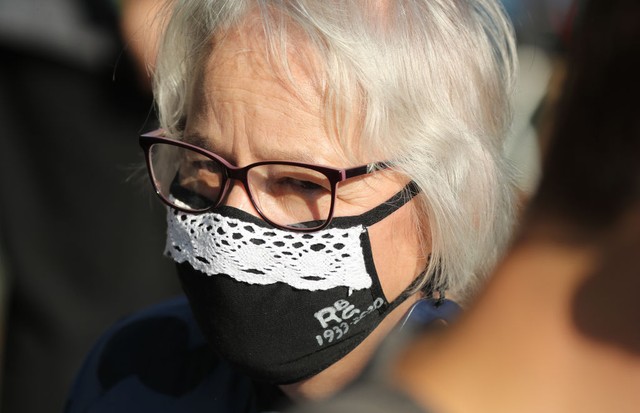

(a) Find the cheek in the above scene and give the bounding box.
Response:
[367,206,428,301]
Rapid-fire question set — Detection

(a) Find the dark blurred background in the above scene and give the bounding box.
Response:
[0,1,576,412]
[0,1,180,412]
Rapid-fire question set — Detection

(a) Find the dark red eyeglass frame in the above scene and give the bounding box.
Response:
[139,129,390,232]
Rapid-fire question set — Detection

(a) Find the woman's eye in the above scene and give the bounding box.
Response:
[188,160,217,172]
[285,178,324,191]
[177,159,223,188]
[278,177,328,193]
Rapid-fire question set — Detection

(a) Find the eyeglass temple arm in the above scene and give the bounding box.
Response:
[343,161,391,179]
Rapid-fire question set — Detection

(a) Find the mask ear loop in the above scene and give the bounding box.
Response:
[389,251,448,307]
[390,264,443,306]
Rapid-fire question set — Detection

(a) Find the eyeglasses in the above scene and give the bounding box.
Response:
[139,130,390,232]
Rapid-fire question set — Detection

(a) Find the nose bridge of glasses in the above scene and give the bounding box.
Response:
[218,167,259,215]
[224,163,248,183]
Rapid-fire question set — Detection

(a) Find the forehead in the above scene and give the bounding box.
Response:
[185,12,364,165]
[202,13,325,114]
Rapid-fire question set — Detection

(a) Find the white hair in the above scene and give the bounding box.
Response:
[153,0,518,301]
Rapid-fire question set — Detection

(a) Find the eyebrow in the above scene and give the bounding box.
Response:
[259,147,319,165]
[183,133,214,152]
[183,133,332,166]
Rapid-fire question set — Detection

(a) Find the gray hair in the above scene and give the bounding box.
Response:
[153,0,518,301]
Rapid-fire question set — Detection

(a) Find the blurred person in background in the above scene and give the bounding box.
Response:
[290,1,640,412]
[0,1,180,412]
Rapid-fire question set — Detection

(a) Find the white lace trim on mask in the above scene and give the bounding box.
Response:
[165,209,373,291]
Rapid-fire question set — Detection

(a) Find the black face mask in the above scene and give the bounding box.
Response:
[167,186,420,384]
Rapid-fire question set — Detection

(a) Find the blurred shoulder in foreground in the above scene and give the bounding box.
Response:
[289,0,640,412]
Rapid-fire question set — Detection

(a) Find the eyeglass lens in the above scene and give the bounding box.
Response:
[148,143,335,229]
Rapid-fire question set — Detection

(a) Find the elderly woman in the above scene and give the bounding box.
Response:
[66,0,517,411]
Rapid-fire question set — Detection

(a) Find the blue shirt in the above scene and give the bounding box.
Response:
[65,296,460,413]
[64,296,289,413]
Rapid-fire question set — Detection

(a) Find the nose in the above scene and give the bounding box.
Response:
[219,178,261,217]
